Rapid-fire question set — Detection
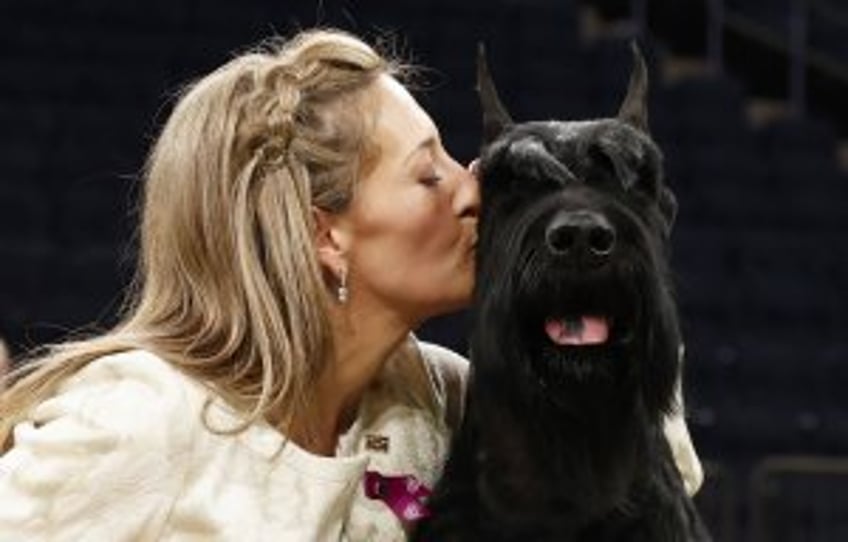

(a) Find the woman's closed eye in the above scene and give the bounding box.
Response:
[420,173,442,187]
[418,163,442,187]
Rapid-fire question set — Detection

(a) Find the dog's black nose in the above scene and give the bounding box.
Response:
[545,210,616,263]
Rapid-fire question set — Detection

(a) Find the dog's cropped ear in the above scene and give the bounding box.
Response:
[477,43,513,144]
[617,42,649,133]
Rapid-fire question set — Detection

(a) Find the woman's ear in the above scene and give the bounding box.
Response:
[313,206,352,273]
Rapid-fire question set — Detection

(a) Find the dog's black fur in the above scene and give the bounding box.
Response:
[413,45,710,541]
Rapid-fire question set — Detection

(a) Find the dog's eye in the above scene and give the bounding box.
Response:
[634,163,660,199]
[586,144,625,190]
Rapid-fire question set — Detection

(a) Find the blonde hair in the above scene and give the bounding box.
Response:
[0,28,397,448]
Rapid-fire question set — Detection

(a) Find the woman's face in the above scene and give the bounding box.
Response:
[337,75,479,326]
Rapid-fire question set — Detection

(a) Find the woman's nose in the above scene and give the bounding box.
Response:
[454,160,480,219]
[468,158,480,179]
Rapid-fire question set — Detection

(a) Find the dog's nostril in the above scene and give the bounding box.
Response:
[547,225,579,254]
[588,225,616,256]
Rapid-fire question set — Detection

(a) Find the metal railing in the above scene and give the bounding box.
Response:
[628,0,848,119]
[714,0,848,117]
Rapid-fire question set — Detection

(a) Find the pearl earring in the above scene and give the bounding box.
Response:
[337,268,349,304]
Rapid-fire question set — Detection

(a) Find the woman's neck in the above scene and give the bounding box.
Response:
[287,300,413,456]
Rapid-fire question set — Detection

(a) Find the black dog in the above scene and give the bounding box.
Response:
[414,45,710,541]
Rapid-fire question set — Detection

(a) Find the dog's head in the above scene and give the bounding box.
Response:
[472,44,680,419]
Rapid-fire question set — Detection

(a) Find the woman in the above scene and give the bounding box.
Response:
[0,28,475,541]
[0,28,700,540]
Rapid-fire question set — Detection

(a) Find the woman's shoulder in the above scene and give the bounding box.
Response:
[68,348,189,384]
[64,349,203,402]
[33,349,206,442]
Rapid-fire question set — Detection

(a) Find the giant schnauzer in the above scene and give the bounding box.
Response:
[414,45,710,541]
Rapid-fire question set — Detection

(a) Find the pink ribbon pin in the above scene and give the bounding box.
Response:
[364,470,432,522]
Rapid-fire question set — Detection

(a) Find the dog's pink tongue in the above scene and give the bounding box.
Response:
[545,316,609,346]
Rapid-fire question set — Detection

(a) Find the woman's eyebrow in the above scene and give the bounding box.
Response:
[403,135,437,165]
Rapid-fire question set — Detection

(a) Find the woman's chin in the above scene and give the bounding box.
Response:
[430,288,474,318]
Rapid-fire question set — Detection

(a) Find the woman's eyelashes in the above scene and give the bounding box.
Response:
[417,161,442,187]
[420,172,442,187]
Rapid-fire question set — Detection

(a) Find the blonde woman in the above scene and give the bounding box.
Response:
[0,28,701,541]
[0,28,477,540]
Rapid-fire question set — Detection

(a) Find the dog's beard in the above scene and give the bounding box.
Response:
[520,253,645,393]
[469,227,680,517]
